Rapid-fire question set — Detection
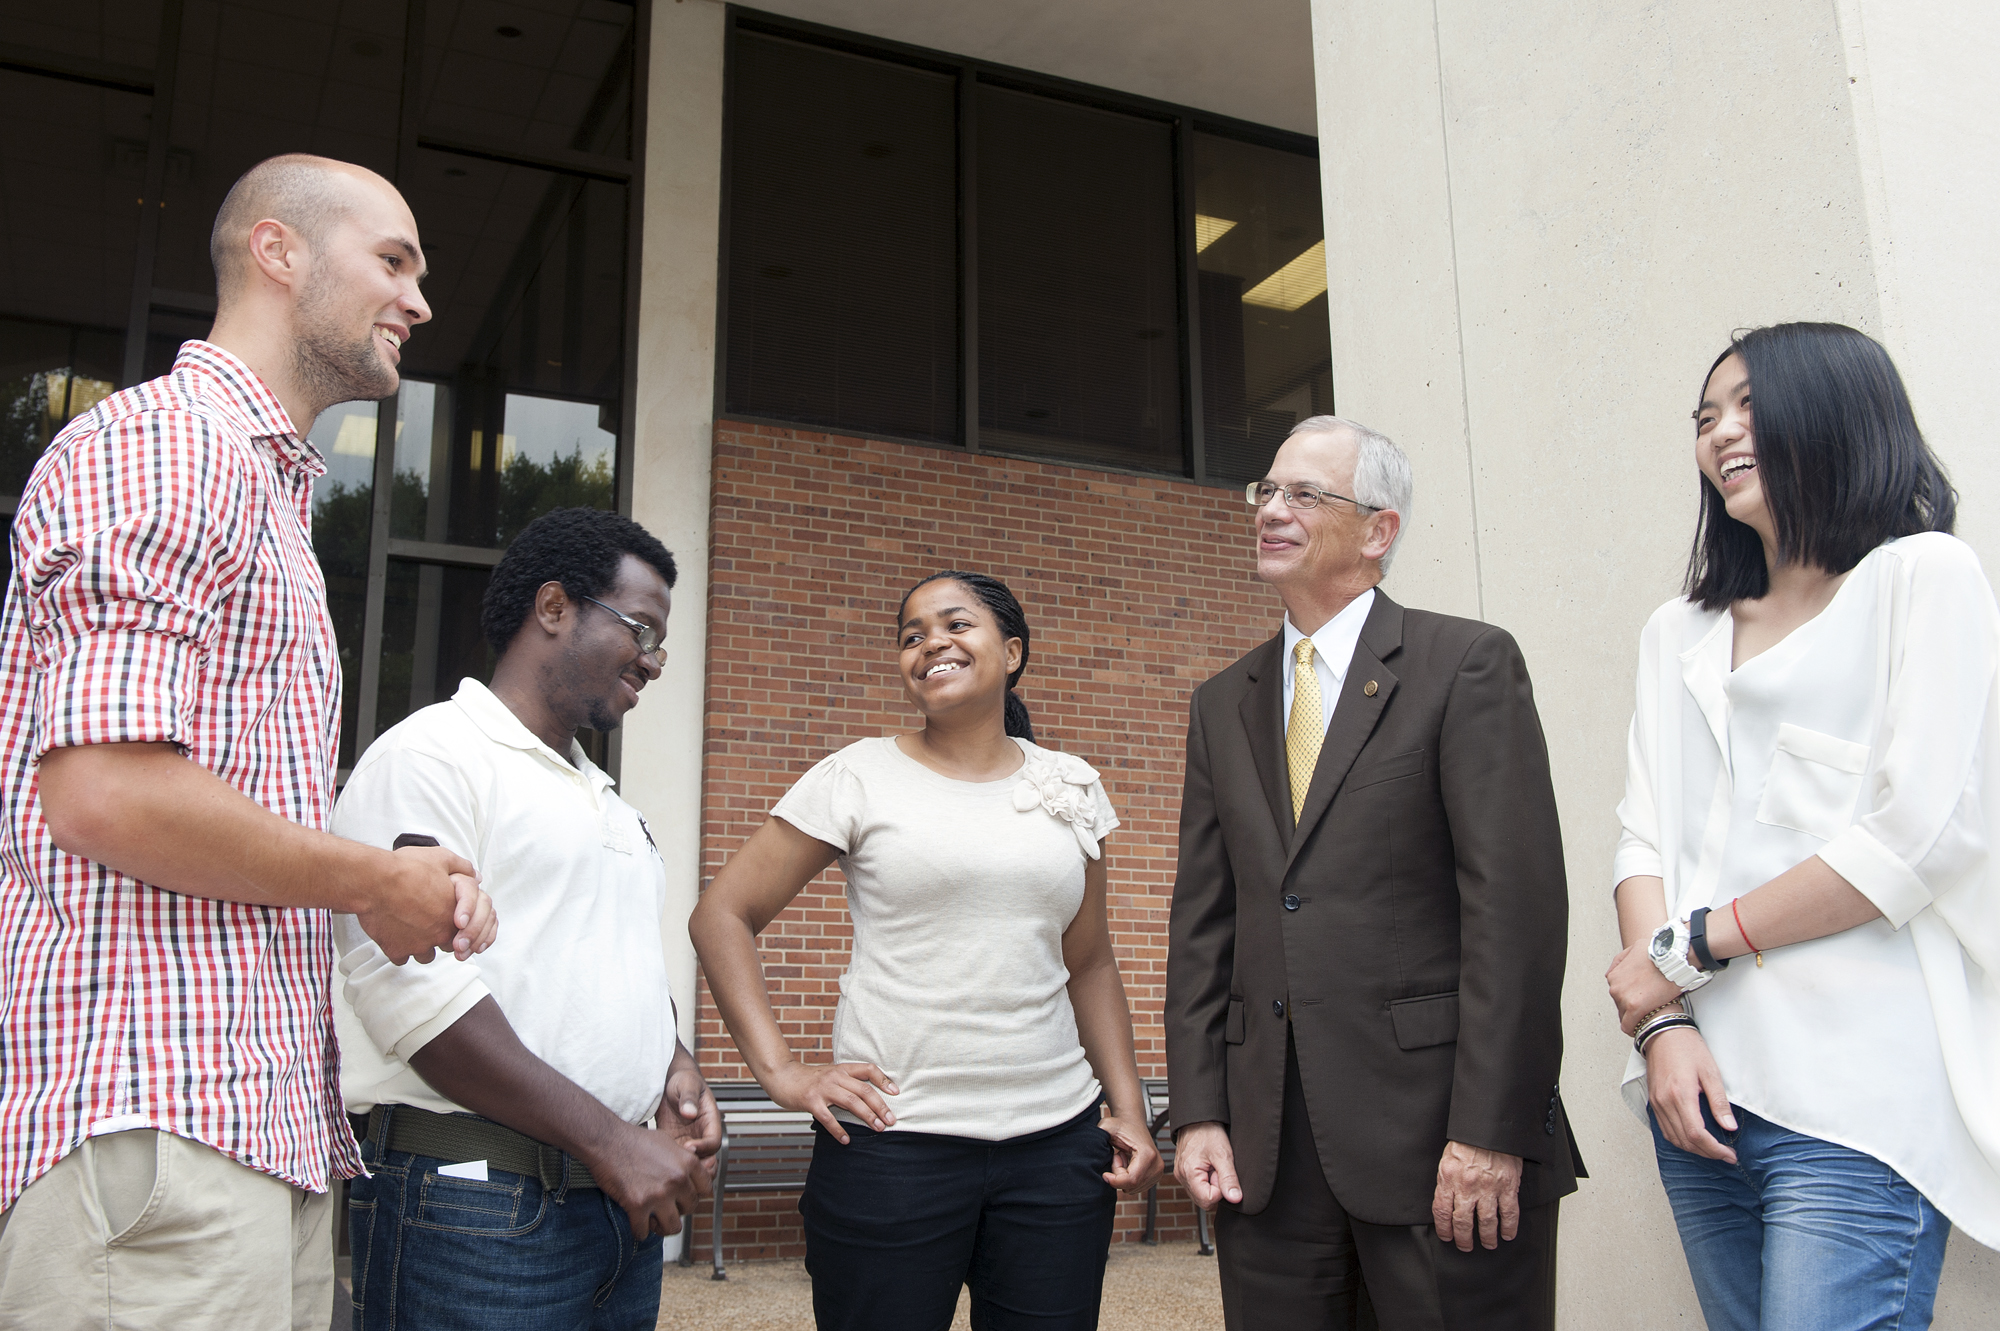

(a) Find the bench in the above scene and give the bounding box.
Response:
[679,1082,815,1280]
[1140,1078,1213,1254]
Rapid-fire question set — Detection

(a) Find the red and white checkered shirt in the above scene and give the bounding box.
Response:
[0,340,363,1210]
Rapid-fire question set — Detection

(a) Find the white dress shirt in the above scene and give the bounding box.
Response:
[331,679,677,1125]
[1614,534,2000,1246]
[1281,587,1376,741]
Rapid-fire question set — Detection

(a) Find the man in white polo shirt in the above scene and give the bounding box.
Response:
[331,505,718,1330]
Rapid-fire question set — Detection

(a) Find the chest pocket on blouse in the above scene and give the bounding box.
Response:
[1755,722,1871,843]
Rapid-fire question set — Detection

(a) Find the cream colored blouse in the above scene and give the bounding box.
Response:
[1614,533,2000,1247]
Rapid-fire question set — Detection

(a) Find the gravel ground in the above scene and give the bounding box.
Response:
[656,1241,1223,1331]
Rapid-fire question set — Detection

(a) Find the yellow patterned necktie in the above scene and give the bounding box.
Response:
[1287,638,1323,824]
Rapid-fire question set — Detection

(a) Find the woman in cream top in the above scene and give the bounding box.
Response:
[691,570,1160,1331]
[1606,323,1999,1331]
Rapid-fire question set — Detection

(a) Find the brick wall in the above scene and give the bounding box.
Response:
[687,420,1279,1264]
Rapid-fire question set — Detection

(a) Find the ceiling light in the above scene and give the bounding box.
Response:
[1242,240,1327,311]
[1194,214,1235,252]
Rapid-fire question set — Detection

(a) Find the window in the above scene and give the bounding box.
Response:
[0,0,642,773]
[720,13,1329,487]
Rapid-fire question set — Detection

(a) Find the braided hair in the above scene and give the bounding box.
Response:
[898,571,1035,743]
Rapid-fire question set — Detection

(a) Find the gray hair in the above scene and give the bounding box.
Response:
[1286,415,1415,572]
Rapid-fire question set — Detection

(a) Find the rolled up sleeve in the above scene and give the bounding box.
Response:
[1822,539,2000,929]
[17,413,256,760]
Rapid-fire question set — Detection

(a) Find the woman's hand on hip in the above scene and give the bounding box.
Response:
[1097,1108,1164,1196]
[765,1059,899,1144]
[1647,1028,1738,1164]
[1606,941,1684,1034]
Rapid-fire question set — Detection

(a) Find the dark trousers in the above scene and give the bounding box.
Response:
[799,1103,1117,1331]
[1216,1037,1558,1331]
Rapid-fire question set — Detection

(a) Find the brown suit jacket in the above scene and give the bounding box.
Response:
[1165,591,1582,1224]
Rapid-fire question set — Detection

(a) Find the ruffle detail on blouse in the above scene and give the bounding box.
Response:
[1011,749,1106,860]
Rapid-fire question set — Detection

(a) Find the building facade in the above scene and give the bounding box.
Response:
[5,0,1997,1322]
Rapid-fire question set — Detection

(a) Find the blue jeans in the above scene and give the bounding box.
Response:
[800,1103,1117,1330]
[348,1128,662,1331]
[1651,1104,1949,1331]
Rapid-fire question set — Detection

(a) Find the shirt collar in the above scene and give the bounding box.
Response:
[172,340,328,478]
[1282,587,1376,684]
[449,677,614,792]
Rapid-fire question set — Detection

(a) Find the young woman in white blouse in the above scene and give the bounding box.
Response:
[691,570,1161,1330]
[1605,322,2000,1330]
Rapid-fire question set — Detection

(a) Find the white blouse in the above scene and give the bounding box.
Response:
[1614,533,2000,1247]
[771,736,1118,1141]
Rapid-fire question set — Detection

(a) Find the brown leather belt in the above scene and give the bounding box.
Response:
[362,1104,599,1191]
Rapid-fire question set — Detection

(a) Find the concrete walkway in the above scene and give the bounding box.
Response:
[656,1241,1224,1330]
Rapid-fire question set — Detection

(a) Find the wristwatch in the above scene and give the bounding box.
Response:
[1647,918,1712,992]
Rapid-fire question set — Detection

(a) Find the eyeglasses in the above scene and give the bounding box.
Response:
[1244,480,1380,513]
[582,596,667,665]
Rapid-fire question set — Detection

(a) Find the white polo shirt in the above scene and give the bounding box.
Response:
[331,678,676,1124]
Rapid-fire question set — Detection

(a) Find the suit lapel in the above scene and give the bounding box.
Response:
[1237,634,1291,849]
[1285,593,1405,876]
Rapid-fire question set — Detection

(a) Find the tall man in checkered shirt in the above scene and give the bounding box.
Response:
[0,156,497,1330]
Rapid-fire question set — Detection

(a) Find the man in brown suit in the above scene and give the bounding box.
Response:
[1166,416,1580,1329]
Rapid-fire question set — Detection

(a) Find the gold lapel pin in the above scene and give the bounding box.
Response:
[1363,680,1379,696]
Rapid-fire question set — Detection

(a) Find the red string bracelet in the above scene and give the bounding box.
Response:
[1731,897,1764,967]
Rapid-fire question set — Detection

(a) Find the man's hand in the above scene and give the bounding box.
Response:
[586,1120,712,1238]
[353,845,493,965]
[1605,940,1683,1034]
[1431,1141,1522,1251]
[660,1053,722,1179]
[1173,1121,1242,1211]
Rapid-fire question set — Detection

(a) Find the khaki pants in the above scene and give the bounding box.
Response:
[0,1130,333,1331]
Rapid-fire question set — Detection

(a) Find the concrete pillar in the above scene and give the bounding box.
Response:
[626,0,727,1050]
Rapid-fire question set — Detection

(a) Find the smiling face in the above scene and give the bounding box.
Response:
[289,170,431,411]
[546,554,672,734]
[896,580,1022,725]
[1695,353,1770,541]
[1253,427,1396,614]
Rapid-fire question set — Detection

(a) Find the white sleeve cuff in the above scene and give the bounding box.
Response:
[1818,827,1934,929]
[388,982,493,1062]
[1611,845,1665,892]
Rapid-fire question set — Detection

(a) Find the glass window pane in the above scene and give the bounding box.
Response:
[395,149,626,547]
[1,1,166,70]
[723,30,959,445]
[152,0,408,303]
[304,399,381,769]
[0,72,150,335]
[420,0,634,159]
[977,84,1182,474]
[1193,132,1333,485]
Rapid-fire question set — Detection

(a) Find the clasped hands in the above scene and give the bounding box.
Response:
[1174,1122,1523,1251]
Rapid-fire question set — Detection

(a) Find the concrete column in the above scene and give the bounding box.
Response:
[626,0,726,1050]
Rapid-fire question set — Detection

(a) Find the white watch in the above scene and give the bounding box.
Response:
[1648,919,1712,992]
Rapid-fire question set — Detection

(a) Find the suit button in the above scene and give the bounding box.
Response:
[1272,1000,1285,1018]
[1283,894,1300,911]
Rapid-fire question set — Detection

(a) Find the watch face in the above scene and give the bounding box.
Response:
[1650,923,1676,956]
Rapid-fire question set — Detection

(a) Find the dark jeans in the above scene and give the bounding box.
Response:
[348,1128,663,1331]
[800,1102,1118,1331]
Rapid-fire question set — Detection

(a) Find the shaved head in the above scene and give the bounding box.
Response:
[209,154,390,305]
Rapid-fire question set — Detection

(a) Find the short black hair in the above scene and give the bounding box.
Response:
[898,570,1036,743]
[481,507,677,656]
[1684,322,1955,611]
